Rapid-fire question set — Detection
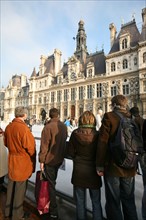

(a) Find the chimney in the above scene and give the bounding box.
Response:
[109,23,117,48]
[142,8,146,27]
[54,49,62,76]
[39,55,46,75]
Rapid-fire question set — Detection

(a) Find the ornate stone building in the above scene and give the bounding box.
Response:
[0,74,29,122]
[1,8,146,122]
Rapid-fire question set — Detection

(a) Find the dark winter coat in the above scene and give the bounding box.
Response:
[68,127,102,189]
[96,108,137,177]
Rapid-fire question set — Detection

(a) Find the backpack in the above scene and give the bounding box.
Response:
[109,111,144,169]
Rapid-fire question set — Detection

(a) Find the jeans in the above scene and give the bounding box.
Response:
[74,186,103,220]
[141,159,146,219]
[45,164,60,217]
[104,175,138,220]
[142,185,146,220]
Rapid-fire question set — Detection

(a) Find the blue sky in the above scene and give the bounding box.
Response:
[1,0,145,88]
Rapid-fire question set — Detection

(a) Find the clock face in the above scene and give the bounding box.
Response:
[71,72,76,79]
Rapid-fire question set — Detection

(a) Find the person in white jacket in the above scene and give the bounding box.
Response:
[96,109,103,131]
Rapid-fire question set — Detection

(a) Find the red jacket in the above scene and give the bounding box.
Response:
[4,118,36,181]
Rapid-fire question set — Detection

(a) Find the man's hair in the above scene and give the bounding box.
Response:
[111,95,128,108]
[130,107,140,117]
[79,111,96,126]
[49,108,59,118]
[15,106,28,117]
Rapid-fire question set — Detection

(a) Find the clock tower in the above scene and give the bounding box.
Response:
[74,20,88,63]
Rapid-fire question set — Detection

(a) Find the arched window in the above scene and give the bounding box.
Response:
[88,69,92,77]
[123,79,130,95]
[111,62,116,72]
[122,38,127,49]
[143,52,146,63]
[123,59,128,69]
[134,57,137,65]
[111,81,117,97]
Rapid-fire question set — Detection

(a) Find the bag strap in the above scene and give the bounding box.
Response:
[113,110,124,119]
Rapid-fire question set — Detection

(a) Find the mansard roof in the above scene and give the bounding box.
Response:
[140,26,146,42]
[85,50,106,75]
[31,67,37,77]
[60,50,106,79]
[44,55,54,74]
[61,62,68,78]
[109,20,140,54]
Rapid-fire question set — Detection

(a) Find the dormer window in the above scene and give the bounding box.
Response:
[87,62,94,77]
[71,72,76,80]
[111,62,116,72]
[58,76,62,84]
[88,69,92,77]
[143,52,146,63]
[122,38,128,49]
[119,34,130,50]
[123,59,128,69]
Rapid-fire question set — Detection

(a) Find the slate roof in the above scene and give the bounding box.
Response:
[85,51,106,76]
[109,20,140,54]
[31,68,37,77]
[44,55,54,74]
[60,51,106,79]
[140,25,146,42]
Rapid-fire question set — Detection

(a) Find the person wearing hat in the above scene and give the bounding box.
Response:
[4,106,36,220]
[96,95,138,220]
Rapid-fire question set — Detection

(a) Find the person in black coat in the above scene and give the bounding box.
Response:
[130,107,146,220]
[68,111,103,220]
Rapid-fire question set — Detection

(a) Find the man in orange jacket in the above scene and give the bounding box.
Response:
[4,106,36,220]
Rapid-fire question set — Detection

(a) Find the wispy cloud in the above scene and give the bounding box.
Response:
[1,0,145,87]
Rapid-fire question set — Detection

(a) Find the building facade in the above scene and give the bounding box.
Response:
[1,8,146,123]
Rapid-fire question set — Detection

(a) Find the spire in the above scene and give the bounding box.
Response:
[76,20,87,52]
[74,20,88,63]
[31,67,37,77]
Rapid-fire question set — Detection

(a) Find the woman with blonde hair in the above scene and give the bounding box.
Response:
[68,111,103,220]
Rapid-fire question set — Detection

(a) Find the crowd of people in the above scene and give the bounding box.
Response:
[0,94,146,220]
